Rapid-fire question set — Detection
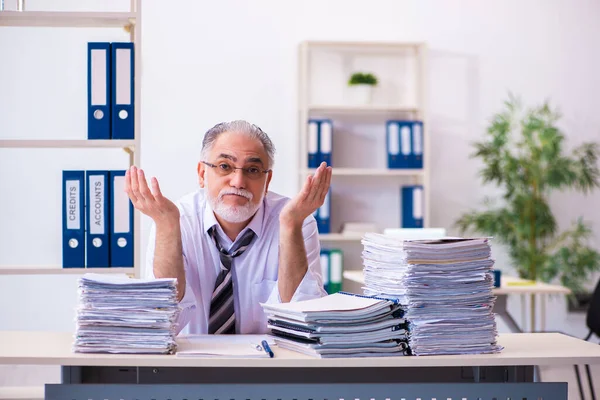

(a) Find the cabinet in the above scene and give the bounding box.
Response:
[298,41,429,278]
[0,2,142,277]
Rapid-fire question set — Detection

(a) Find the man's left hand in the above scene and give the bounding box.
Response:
[280,162,332,229]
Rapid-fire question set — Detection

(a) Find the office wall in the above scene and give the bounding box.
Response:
[1,0,599,382]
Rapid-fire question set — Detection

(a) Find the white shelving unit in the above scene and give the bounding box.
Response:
[0,1,142,277]
[298,40,430,275]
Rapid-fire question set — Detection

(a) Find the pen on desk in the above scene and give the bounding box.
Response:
[261,340,274,358]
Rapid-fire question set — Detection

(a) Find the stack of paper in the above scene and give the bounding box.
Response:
[74,273,180,354]
[361,233,502,356]
[261,292,408,358]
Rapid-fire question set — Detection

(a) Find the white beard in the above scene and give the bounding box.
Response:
[208,187,262,223]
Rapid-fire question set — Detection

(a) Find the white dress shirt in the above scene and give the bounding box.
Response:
[146,189,327,335]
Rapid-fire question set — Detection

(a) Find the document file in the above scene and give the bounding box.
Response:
[111,42,135,139]
[308,119,333,167]
[386,120,411,168]
[411,121,424,169]
[328,249,343,294]
[318,119,333,166]
[360,234,502,356]
[177,335,275,358]
[62,171,85,268]
[110,170,134,267]
[86,171,110,268]
[316,188,331,234]
[401,185,424,228]
[387,120,424,169]
[261,293,408,358]
[87,43,111,140]
[307,119,319,168]
[74,273,179,354]
[320,249,330,294]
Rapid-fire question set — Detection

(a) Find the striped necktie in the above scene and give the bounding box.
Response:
[207,226,256,334]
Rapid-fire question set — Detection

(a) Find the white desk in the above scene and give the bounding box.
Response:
[344,270,571,332]
[0,331,595,400]
[0,331,598,367]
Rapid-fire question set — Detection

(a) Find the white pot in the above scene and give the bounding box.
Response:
[348,84,374,105]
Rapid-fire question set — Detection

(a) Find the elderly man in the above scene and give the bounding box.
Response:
[125,120,332,334]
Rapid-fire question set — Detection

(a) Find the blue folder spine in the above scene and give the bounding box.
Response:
[110,170,134,267]
[111,42,135,140]
[307,119,320,168]
[318,119,333,166]
[86,170,110,268]
[411,121,424,169]
[87,42,111,140]
[387,120,413,168]
[317,188,331,234]
[386,120,400,168]
[62,171,85,268]
[401,185,424,228]
[320,249,330,294]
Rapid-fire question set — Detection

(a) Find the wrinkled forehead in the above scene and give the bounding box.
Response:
[210,131,268,165]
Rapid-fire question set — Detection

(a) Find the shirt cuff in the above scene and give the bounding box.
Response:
[264,267,327,305]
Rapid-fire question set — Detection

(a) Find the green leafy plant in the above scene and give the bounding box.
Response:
[456,95,600,309]
[348,72,378,86]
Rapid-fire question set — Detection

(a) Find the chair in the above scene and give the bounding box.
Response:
[538,278,600,400]
[575,278,600,400]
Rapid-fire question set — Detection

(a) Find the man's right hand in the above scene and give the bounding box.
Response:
[125,165,180,226]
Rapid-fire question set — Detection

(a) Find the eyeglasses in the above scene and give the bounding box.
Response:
[201,161,271,180]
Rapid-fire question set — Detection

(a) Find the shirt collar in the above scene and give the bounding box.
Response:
[203,194,265,239]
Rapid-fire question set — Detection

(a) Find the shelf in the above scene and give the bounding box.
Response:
[0,11,136,28]
[0,266,134,275]
[308,105,419,115]
[319,233,364,242]
[302,168,423,177]
[304,41,424,53]
[0,140,135,149]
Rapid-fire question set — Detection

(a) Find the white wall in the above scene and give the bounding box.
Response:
[1,0,600,384]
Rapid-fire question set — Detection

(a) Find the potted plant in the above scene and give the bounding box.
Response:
[456,95,600,329]
[347,72,378,105]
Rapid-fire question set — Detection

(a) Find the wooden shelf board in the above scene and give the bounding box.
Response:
[301,168,423,177]
[304,41,424,51]
[319,233,363,242]
[308,104,419,114]
[0,267,134,275]
[0,11,136,28]
[0,140,135,149]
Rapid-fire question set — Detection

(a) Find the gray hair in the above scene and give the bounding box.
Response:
[201,120,276,169]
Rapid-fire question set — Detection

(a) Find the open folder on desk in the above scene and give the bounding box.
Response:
[176,335,275,358]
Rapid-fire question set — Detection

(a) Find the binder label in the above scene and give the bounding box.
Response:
[89,175,105,235]
[66,180,81,230]
[330,251,342,282]
[413,187,424,219]
[400,126,411,156]
[320,253,329,285]
[413,123,423,155]
[388,123,399,155]
[116,48,132,105]
[320,121,332,153]
[308,121,318,154]
[90,50,107,106]
[320,191,330,219]
[113,176,131,233]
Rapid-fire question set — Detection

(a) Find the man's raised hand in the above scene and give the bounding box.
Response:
[124,166,180,226]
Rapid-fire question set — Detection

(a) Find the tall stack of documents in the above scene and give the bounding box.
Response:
[74,273,180,354]
[361,234,502,355]
[261,292,408,358]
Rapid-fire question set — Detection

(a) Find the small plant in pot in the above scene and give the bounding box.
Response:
[347,72,378,105]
